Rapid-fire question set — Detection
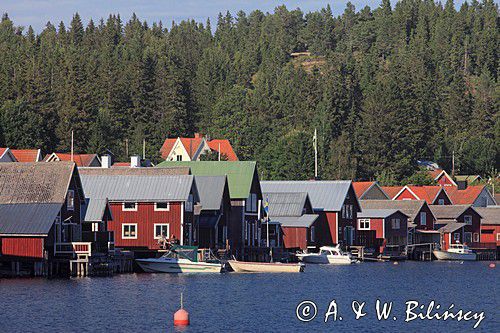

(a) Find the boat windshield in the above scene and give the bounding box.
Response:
[162,245,199,262]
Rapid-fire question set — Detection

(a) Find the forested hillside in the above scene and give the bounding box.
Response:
[0,0,498,181]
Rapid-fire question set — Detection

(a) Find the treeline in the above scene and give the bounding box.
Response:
[0,0,498,182]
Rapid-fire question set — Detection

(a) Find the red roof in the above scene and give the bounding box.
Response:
[0,148,6,157]
[48,153,98,167]
[381,186,404,199]
[180,138,204,159]
[10,149,41,162]
[428,169,443,179]
[445,186,486,205]
[207,139,238,161]
[404,186,445,204]
[353,181,375,198]
[160,138,177,159]
[112,162,130,167]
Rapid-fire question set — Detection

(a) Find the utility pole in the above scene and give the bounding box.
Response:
[452,150,455,176]
[143,139,146,160]
[313,128,318,179]
[71,130,74,162]
[125,139,129,157]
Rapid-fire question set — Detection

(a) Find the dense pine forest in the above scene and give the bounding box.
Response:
[0,0,498,182]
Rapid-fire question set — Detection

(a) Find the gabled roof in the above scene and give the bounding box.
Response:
[160,138,178,159]
[359,200,432,222]
[45,153,100,167]
[195,176,228,211]
[0,162,80,204]
[0,203,62,235]
[0,148,6,157]
[438,222,465,233]
[261,181,354,212]
[207,140,238,161]
[160,137,205,160]
[10,149,42,162]
[380,186,404,199]
[157,161,258,199]
[79,167,190,176]
[0,147,17,162]
[430,205,478,220]
[81,198,111,222]
[429,169,457,186]
[474,207,500,225]
[395,186,450,204]
[455,175,482,183]
[80,174,196,202]
[263,192,310,217]
[353,181,390,200]
[444,185,495,205]
[358,209,407,219]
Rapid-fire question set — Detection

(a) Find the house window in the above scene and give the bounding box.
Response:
[122,202,137,211]
[473,233,479,243]
[453,233,460,243]
[122,224,137,239]
[342,204,353,219]
[464,215,472,225]
[464,232,472,244]
[67,190,75,211]
[348,205,353,219]
[438,199,445,205]
[420,212,426,226]
[497,233,500,241]
[358,219,370,230]
[176,155,182,161]
[154,224,170,239]
[246,193,257,213]
[154,202,170,211]
[391,218,400,230]
[185,194,193,212]
[310,226,315,242]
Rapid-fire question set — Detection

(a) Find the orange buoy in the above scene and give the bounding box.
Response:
[393,261,399,265]
[489,263,496,268]
[174,292,190,326]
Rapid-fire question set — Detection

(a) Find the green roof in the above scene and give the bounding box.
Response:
[157,161,257,199]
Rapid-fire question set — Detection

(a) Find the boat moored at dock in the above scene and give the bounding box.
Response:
[228,260,304,273]
[296,245,357,265]
[433,244,477,261]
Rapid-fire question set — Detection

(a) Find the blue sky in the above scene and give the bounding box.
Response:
[3,1,466,32]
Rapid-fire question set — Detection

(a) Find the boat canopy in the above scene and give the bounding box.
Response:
[165,245,199,262]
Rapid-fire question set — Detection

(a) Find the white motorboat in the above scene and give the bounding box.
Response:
[296,245,357,265]
[433,244,477,261]
[136,246,224,273]
[228,260,304,273]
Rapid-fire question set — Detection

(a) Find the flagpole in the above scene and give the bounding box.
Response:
[313,128,318,179]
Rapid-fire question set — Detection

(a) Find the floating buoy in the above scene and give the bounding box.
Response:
[393,261,398,265]
[174,293,190,326]
[489,263,496,268]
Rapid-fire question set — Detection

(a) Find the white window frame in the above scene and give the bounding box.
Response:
[310,226,315,242]
[438,199,445,205]
[420,212,427,226]
[67,190,75,211]
[391,218,400,230]
[122,223,137,239]
[473,233,479,243]
[246,193,257,213]
[358,219,370,230]
[153,223,170,239]
[453,233,460,243]
[464,215,472,225]
[122,202,138,211]
[154,202,170,211]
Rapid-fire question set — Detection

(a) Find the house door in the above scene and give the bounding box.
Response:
[344,226,355,246]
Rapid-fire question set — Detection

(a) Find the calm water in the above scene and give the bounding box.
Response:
[0,262,498,333]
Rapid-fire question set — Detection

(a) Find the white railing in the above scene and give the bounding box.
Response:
[55,242,92,256]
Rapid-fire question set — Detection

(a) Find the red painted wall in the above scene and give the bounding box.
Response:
[413,205,434,230]
[108,202,183,250]
[322,212,338,245]
[437,175,454,186]
[1,237,44,258]
[480,225,500,246]
[395,189,418,200]
[282,227,308,250]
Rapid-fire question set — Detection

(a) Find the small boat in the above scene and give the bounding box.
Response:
[296,245,357,265]
[433,244,477,261]
[136,245,224,273]
[228,260,304,273]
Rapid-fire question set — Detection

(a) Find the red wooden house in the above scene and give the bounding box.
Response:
[428,169,457,186]
[475,207,500,250]
[79,167,200,254]
[0,162,86,276]
[262,192,319,251]
[356,209,408,255]
[261,181,360,247]
[392,185,452,205]
[430,205,482,250]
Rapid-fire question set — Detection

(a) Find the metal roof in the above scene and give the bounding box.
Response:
[261,181,352,211]
[358,209,406,218]
[429,205,478,220]
[80,175,195,202]
[263,192,309,217]
[81,198,109,222]
[474,207,500,225]
[195,176,227,210]
[270,214,318,228]
[360,200,430,221]
[156,161,257,199]
[438,222,465,233]
[0,203,61,235]
[79,167,190,176]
